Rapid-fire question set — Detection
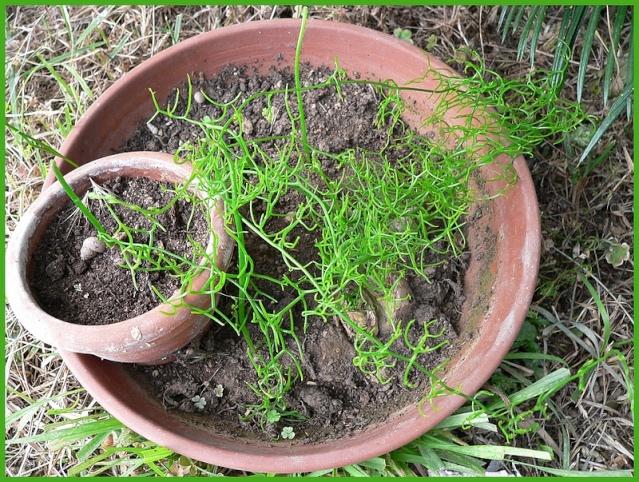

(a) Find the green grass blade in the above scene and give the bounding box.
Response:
[74,431,112,462]
[58,5,74,47]
[510,7,528,38]
[341,463,368,476]
[577,272,611,350]
[577,6,604,103]
[503,351,570,367]
[497,5,510,31]
[36,54,83,113]
[508,460,634,477]
[551,6,588,90]
[6,124,78,167]
[626,19,634,117]
[445,444,552,461]
[565,6,589,47]
[68,444,175,477]
[109,30,133,59]
[415,446,446,473]
[603,6,628,106]
[61,63,95,102]
[74,6,114,48]
[50,161,108,237]
[5,387,85,428]
[7,416,124,445]
[434,411,495,431]
[357,457,386,472]
[494,368,572,408]
[577,82,633,165]
[517,6,540,61]
[499,6,518,43]
[433,448,485,474]
[528,5,548,67]
[550,9,572,88]
[26,43,103,73]
[172,13,183,44]
[67,449,121,476]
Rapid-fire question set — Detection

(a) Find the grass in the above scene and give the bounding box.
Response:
[4,5,634,477]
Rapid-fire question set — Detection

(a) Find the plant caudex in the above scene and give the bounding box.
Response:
[144,12,589,431]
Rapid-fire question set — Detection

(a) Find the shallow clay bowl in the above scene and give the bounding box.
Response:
[39,19,540,473]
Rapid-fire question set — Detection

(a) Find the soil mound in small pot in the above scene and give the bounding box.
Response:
[119,63,473,442]
[31,176,210,325]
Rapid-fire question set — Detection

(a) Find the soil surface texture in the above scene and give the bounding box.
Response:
[31,177,209,325]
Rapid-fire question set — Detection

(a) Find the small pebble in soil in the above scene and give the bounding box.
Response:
[193,91,205,104]
[147,122,159,135]
[80,236,107,261]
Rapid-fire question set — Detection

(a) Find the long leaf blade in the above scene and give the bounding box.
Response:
[517,6,540,61]
[603,6,628,106]
[500,6,518,43]
[528,5,548,67]
[626,18,634,117]
[578,83,633,165]
[551,6,588,90]
[577,5,604,103]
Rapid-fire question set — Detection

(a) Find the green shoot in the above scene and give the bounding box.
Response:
[294,6,310,160]
[50,162,107,238]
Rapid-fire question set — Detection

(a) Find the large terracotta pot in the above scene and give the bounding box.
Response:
[7,152,234,364]
[40,19,540,472]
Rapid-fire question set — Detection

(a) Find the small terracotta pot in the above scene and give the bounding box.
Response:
[37,19,540,472]
[6,152,234,364]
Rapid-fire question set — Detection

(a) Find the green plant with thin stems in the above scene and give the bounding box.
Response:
[497,5,633,165]
[142,6,595,432]
[153,77,491,423]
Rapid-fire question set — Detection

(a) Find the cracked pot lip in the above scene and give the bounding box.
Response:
[37,18,540,473]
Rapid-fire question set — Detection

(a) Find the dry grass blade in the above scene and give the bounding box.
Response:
[602,6,628,107]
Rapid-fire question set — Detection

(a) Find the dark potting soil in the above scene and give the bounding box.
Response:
[30,177,210,325]
[118,63,471,442]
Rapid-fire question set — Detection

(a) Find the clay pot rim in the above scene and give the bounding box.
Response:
[6,152,220,362]
[45,18,541,473]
